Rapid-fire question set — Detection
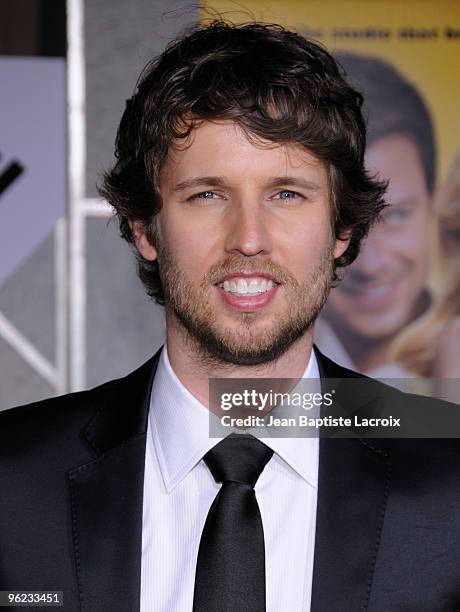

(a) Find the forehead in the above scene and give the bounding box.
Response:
[366,133,429,203]
[160,120,328,186]
[366,134,426,184]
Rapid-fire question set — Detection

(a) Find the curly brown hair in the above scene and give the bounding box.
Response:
[100,20,387,305]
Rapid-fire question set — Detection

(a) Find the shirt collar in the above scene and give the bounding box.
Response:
[149,346,319,492]
[260,354,319,488]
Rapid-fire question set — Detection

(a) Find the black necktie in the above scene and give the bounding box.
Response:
[193,433,274,612]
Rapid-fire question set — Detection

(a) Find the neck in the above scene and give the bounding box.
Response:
[351,339,391,372]
[165,314,315,408]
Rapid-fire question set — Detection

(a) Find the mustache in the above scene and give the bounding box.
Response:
[202,256,299,287]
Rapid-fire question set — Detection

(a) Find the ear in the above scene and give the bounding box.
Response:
[129,220,158,261]
[333,228,352,259]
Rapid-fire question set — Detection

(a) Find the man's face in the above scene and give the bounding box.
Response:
[133,120,349,365]
[325,133,431,341]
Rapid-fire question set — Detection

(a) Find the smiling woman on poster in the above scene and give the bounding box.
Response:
[391,149,460,378]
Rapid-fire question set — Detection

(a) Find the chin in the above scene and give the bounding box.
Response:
[349,320,407,342]
[207,341,293,366]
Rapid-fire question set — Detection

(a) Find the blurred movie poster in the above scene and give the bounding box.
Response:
[0,58,66,408]
[206,0,460,381]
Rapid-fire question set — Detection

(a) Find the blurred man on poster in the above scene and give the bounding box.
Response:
[316,53,435,377]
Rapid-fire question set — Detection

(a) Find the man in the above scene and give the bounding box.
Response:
[1,21,460,612]
[316,53,435,376]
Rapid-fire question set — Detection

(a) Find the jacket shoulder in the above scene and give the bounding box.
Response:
[0,380,126,468]
[1,350,161,419]
[0,375,123,427]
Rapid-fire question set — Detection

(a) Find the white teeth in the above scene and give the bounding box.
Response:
[237,279,246,294]
[219,277,276,295]
[365,284,391,296]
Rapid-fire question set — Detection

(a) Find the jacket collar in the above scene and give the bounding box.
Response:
[81,347,162,456]
[80,344,352,457]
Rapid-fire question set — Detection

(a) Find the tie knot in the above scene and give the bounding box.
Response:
[204,434,273,488]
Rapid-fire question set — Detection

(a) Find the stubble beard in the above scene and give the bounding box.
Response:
[156,240,335,367]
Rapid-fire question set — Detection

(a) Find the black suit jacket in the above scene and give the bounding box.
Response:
[1,346,460,612]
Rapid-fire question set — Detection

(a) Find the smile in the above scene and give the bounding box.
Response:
[342,280,397,296]
[217,277,277,296]
[340,279,401,310]
[215,275,280,312]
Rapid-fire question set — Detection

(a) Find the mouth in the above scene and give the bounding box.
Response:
[342,281,392,294]
[340,279,400,308]
[214,273,281,312]
[216,273,280,296]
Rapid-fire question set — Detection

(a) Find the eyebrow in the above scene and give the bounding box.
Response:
[171,176,322,193]
[268,176,322,192]
[172,176,227,192]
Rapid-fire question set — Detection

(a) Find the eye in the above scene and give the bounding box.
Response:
[383,208,410,226]
[275,190,302,200]
[191,191,218,200]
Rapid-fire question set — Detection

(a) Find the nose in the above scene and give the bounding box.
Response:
[224,199,273,257]
[352,228,387,277]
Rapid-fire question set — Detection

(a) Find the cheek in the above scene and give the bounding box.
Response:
[160,215,220,275]
[161,202,225,243]
[282,229,332,278]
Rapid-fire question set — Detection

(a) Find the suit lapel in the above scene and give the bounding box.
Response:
[68,350,161,612]
[311,347,391,612]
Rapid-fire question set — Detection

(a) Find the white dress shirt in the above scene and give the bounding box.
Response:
[140,346,319,611]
